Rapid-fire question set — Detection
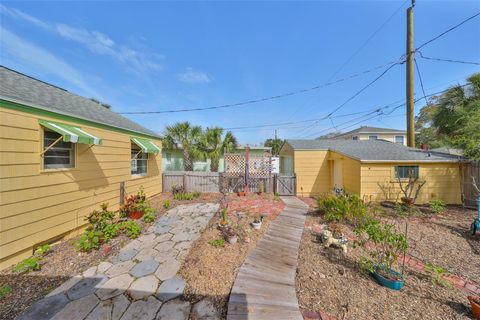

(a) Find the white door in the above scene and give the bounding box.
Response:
[333,160,343,189]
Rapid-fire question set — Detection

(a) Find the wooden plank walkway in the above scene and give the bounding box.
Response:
[227,196,308,320]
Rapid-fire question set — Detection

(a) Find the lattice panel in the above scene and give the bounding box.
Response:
[224,153,245,177]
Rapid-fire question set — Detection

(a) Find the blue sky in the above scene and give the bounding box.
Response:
[1,1,479,145]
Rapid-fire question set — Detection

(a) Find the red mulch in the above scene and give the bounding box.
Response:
[225,193,285,219]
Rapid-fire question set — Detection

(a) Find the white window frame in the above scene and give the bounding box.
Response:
[395,135,405,144]
[395,165,419,179]
[42,129,75,170]
[131,144,148,176]
[368,135,378,140]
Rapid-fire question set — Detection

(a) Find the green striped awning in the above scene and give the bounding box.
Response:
[39,120,101,145]
[131,137,160,154]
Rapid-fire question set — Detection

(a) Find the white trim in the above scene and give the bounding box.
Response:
[76,128,101,145]
[48,122,79,143]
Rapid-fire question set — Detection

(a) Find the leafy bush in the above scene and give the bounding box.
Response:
[429,199,447,214]
[13,257,41,273]
[354,218,408,274]
[317,194,368,225]
[103,223,120,241]
[163,199,171,209]
[173,192,201,201]
[120,221,141,239]
[171,185,186,195]
[143,209,156,223]
[209,238,225,248]
[425,263,452,288]
[86,203,115,230]
[34,244,51,257]
[76,230,103,252]
[0,285,12,300]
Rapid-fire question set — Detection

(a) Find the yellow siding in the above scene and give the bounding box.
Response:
[0,107,162,269]
[293,150,330,196]
[360,162,461,204]
[328,152,361,195]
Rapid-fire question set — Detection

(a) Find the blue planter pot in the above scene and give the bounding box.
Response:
[372,267,405,291]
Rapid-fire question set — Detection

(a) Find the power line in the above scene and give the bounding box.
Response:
[414,58,429,106]
[416,12,480,51]
[417,51,480,66]
[118,60,401,115]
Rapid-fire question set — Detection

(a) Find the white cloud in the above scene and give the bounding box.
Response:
[0,26,99,97]
[176,67,211,84]
[1,5,163,74]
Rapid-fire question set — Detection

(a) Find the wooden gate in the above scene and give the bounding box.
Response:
[275,175,296,196]
[462,161,480,208]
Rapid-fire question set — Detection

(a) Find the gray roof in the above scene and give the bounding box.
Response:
[334,126,406,137]
[285,139,464,162]
[0,66,160,138]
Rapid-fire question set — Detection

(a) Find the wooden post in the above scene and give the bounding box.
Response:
[183,172,187,192]
[120,181,125,205]
[406,1,415,147]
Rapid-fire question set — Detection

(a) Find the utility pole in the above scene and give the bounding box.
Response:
[274,129,277,140]
[406,0,415,147]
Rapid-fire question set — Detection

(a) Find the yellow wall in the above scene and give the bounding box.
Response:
[0,107,162,269]
[329,152,361,195]
[360,162,461,204]
[292,150,330,196]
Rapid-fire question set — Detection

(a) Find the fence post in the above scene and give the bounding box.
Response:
[120,181,125,204]
[183,172,187,192]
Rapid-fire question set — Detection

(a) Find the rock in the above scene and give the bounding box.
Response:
[85,299,113,320]
[156,276,186,302]
[156,233,173,242]
[156,299,191,320]
[97,261,113,274]
[155,241,175,253]
[191,299,221,320]
[46,276,82,297]
[112,294,131,320]
[138,233,156,243]
[106,260,135,277]
[135,248,159,261]
[174,241,191,251]
[155,250,179,264]
[96,274,134,300]
[130,260,160,278]
[67,275,108,300]
[154,224,172,234]
[120,296,161,320]
[17,293,69,320]
[102,245,112,256]
[171,232,192,243]
[123,239,141,251]
[51,294,99,320]
[118,248,138,261]
[83,266,98,277]
[155,259,181,281]
[128,275,159,300]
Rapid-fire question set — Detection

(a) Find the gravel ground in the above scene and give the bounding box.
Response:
[296,209,478,320]
[180,211,270,318]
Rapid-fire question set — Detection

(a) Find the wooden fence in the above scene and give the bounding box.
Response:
[163,171,221,193]
[462,161,480,208]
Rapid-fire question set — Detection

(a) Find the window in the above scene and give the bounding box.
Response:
[352,136,358,140]
[165,152,171,163]
[395,166,419,179]
[395,135,405,144]
[369,135,378,140]
[43,130,75,169]
[131,144,148,175]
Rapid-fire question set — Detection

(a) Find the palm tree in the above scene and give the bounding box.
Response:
[163,122,202,171]
[264,138,284,156]
[196,127,238,172]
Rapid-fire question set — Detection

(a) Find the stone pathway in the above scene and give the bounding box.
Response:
[18,203,221,320]
[227,197,308,320]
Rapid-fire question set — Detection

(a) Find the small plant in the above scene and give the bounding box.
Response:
[86,203,116,230]
[425,263,452,288]
[253,215,262,223]
[120,195,142,217]
[143,210,156,223]
[171,185,186,195]
[173,192,201,201]
[429,199,447,214]
[120,221,141,238]
[317,194,369,225]
[219,208,228,226]
[34,244,51,257]
[13,257,41,273]
[163,199,171,209]
[354,218,408,278]
[209,238,226,248]
[102,223,120,241]
[0,285,12,300]
[397,173,426,206]
[76,230,103,252]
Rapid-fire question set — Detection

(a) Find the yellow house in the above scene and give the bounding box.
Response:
[332,126,408,145]
[0,67,162,269]
[280,139,465,204]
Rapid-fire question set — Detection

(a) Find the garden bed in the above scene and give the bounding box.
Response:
[297,203,479,320]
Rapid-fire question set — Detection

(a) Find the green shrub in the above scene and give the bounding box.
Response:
[103,223,120,241]
[120,221,141,239]
[163,199,171,209]
[13,257,41,273]
[317,194,368,224]
[354,218,408,273]
[86,203,115,231]
[0,285,12,300]
[173,192,201,201]
[429,199,447,214]
[76,230,103,252]
[425,263,452,288]
[143,210,156,223]
[34,244,51,257]
[209,238,225,248]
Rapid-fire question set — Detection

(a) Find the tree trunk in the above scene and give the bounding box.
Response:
[211,158,219,172]
[183,148,193,171]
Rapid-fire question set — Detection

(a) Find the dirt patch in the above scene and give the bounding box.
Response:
[179,210,271,317]
[297,208,478,320]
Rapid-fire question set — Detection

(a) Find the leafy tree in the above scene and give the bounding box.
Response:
[163,122,202,171]
[196,127,238,172]
[264,138,284,156]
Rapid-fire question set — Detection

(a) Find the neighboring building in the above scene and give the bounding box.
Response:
[430,147,464,156]
[331,126,408,145]
[162,145,271,172]
[0,67,162,269]
[279,139,465,204]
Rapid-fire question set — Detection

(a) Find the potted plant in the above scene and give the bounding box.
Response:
[120,195,143,220]
[252,215,262,230]
[219,208,229,227]
[354,218,409,290]
[468,296,480,319]
[238,187,246,197]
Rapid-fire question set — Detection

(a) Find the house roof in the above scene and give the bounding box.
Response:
[333,126,406,137]
[0,66,160,138]
[284,139,464,162]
